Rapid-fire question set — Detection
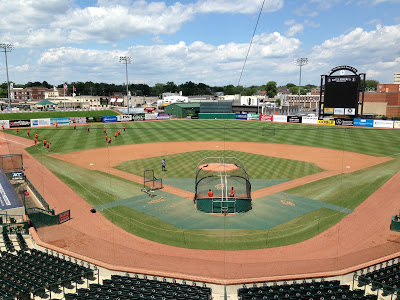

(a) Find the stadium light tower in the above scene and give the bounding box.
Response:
[0,43,14,109]
[295,57,308,116]
[119,56,132,114]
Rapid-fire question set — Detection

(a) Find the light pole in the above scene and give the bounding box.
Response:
[119,56,132,114]
[295,57,308,116]
[0,43,14,109]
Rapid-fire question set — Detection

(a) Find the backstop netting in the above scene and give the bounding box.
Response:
[194,157,251,214]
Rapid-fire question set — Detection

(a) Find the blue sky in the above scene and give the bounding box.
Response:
[0,0,400,88]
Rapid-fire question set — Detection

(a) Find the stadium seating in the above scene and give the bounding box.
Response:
[2,231,15,252]
[0,248,95,300]
[357,260,400,296]
[238,280,378,299]
[64,274,212,300]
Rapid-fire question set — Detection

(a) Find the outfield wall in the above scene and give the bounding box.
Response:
[2,111,399,130]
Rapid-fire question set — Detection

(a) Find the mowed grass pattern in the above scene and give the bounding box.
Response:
[115,150,324,179]
[20,119,400,249]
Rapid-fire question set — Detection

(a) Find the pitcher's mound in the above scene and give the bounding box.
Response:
[198,163,238,172]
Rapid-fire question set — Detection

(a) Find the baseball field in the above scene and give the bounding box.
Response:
[6,119,399,253]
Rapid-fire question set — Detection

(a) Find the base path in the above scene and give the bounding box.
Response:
[3,135,400,284]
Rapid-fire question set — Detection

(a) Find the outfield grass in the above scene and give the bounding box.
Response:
[10,119,400,156]
[115,150,324,180]
[22,119,400,249]
[0,110,118,120]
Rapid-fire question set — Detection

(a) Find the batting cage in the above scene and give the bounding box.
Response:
[194,157,252,214]
[143,169,163,190]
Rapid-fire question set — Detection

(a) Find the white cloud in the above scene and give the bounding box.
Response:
[195,0,284,14]
[286,24,304,37]
[34,32,300,85]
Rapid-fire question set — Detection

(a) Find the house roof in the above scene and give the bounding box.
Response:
[35,99,58,106]
[169,103,200,108]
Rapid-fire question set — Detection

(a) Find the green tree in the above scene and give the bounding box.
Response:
[289,86,306,95]
[286,83,296,88]
[275,98,281,106]
[365,80,379,91]
[265,81,277,98]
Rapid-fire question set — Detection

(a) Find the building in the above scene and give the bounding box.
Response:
[12,87,65,101]
[164,103,200,118]
[280,94,320,110]
[377,84,400,93]
[394,72,400,86]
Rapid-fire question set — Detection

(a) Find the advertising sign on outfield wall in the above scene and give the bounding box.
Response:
[0,120,10,128]
[86,116,103,123]
[373,120,394,128]
[157,113,170,120]
[31,118,51,127]
[235,114,247,120]
[145,114,158,120]
[273,115,287,123]
[117,115,132,122]
[334,118,354,126]
[69,117,86,124]
[353,119,373,127]
[9,119,31,128]
[302,116,318,124]
[247,114,260,121]
[394,121,400,129]
[132,114,145,121]
[102,116,118,123]
[50,118,69,125]
[334,108,345,115]
[287,116,302,123]
[318,119,335,126]
[260,114,273,122]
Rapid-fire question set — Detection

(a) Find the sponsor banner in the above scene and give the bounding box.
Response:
[9,119,31,128]
[318,119,335,126]
[302,116,318,124]
[324,107,334,115]
[247,114,260,121]
[394,121,400,129]
[235,113,247,120]
[145,114,158,120]
[117,115,132,122]
[86,116,103,123]
[287,116,302,123]
[58,210,71,224]
[50,118,69,125]
[157,113,170,120]
[102,116,118,123]
[0,120,10,128]
[373,119,394,129]
[144,107,156,112]
[334,108,345,115]
[68,117,86,124]
[131,113,145,121]
[345,108,356,116]
[273,115,287,123]
[260,114,273,122]
[353,118,373,127]
[334,118,354,126]
[11,172,24,180]
[31,118,51,127]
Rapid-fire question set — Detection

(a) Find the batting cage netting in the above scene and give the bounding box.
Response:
[194,157,251,214]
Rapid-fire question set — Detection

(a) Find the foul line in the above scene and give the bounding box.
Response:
[0,136,31,147]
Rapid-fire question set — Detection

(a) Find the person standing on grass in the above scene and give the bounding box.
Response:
[43,139,47,147]
[46,142,50,151]
[27,130,30,137]
[161,159,166,172]
[118,129,121,136]
[114,132,118,140]
[87,126,90,133]
[55,122,58,128]
[123,126,126,132]
[34,138,37,146]
[35,133,39,140]
[105,135,108,142]
[108,137,112,145]
[16,128,19,135]
[103,127,106,134]
[74,124,76,130]
[2,125,4,130]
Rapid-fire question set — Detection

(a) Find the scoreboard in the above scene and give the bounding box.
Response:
[324,75,359,108]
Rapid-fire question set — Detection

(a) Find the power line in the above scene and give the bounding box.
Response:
[237,0,265,87]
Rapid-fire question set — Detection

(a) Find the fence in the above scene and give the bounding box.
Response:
[24,176,52,213]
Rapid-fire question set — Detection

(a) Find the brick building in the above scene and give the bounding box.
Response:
[377,84,400,93]
[363,92,400,118]
[12,87,66,101]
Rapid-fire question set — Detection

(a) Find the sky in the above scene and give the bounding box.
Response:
[0,0,400,88]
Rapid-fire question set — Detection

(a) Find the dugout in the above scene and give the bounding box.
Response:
[164,103,200,118]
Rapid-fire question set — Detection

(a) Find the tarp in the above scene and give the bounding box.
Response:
[0,170,23,211]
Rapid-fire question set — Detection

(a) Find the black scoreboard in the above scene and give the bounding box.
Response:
[324,75,359,108]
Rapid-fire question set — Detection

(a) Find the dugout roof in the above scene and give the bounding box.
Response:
[0,170,24,211]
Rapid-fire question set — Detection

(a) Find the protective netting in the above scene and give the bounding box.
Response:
[0,154,23,172]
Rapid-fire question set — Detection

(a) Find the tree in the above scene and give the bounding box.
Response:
[265,81,277,98]
[286,83,296,88]
[365,80,379,91]
[275,98,281,106]
[289,86,306,95]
